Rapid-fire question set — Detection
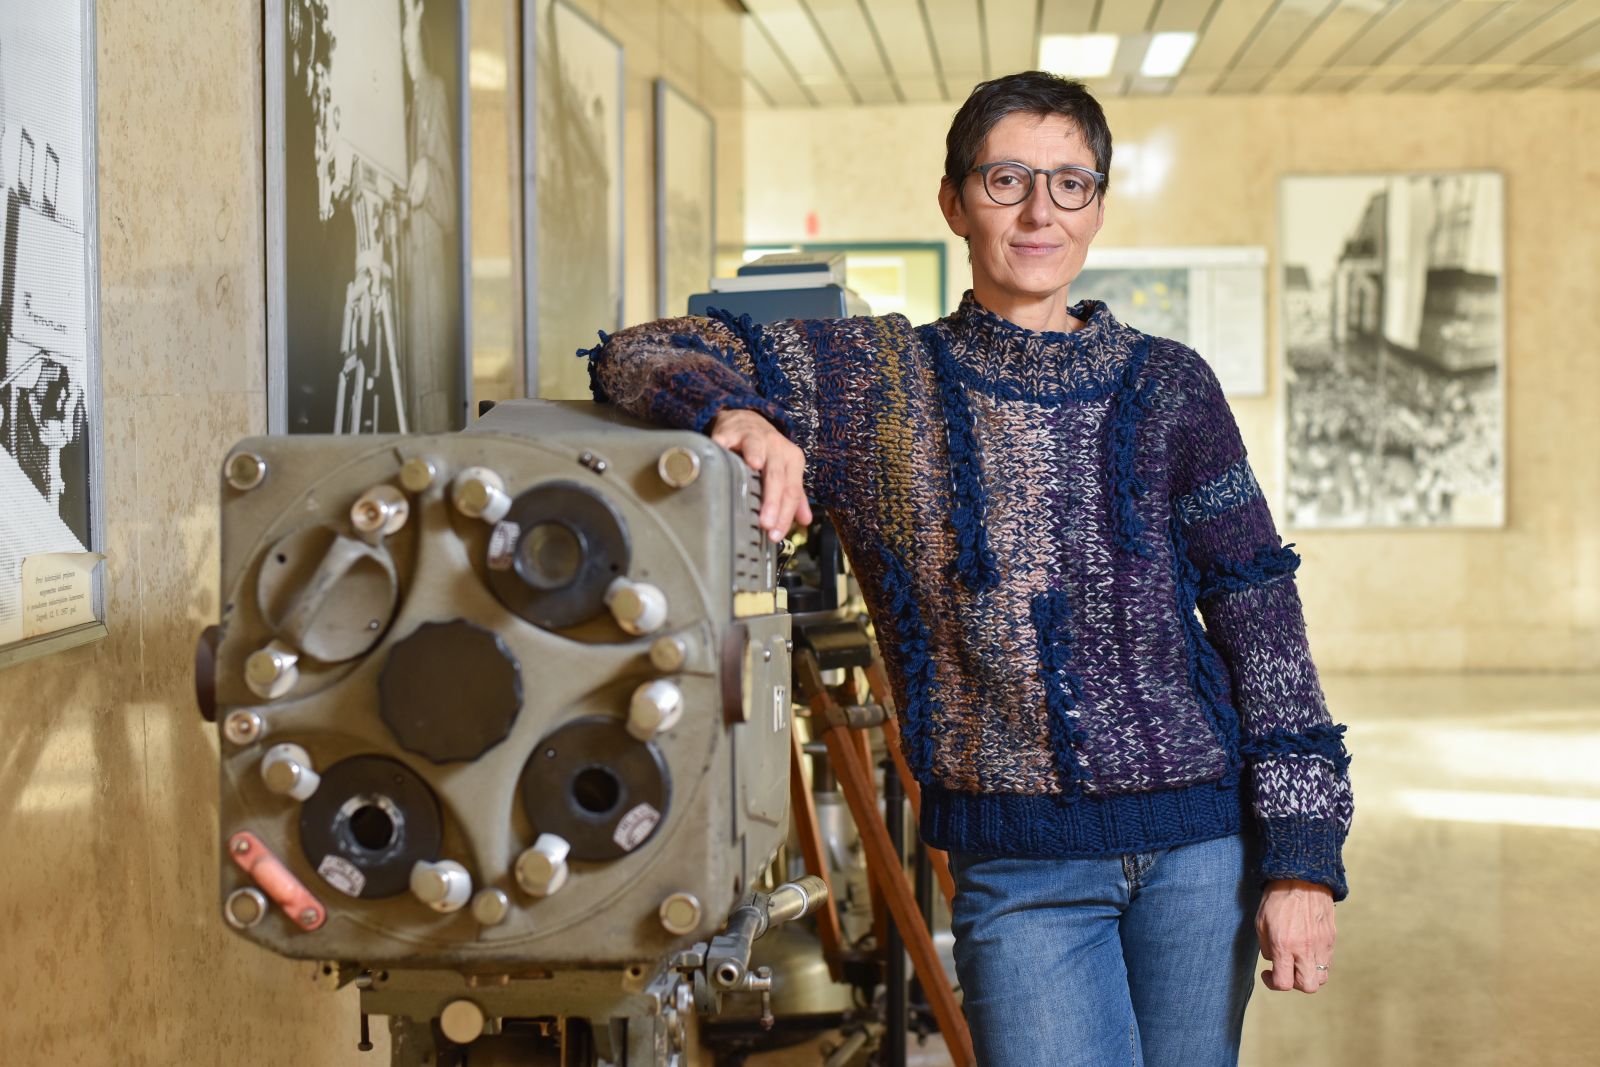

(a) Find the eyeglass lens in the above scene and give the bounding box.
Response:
[983,163,1097,209]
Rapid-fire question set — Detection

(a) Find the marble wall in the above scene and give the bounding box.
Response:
[0,0,742,1062]
[744,91,1600,673]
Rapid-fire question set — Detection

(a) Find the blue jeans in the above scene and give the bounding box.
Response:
[947,830,1264,1067]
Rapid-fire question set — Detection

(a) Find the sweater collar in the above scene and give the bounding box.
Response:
[934,289,1140,402]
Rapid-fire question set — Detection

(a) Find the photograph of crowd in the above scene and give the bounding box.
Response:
[1280,173,1504,529]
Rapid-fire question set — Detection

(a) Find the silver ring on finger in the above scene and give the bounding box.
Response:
[1314,963,1330,972]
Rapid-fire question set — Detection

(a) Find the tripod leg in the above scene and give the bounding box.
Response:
[838,672,890,952]
[796,653,974,1067]
[334,289,352,435]
[789,723,845,982]
[333,373,347,435]
[350,360,367,435]
[378,282,408,434]
[868,661,957,911]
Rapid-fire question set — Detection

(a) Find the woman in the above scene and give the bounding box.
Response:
[584,71,1352,1067]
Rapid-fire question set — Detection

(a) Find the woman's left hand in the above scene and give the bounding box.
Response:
[1256,879,1336,994]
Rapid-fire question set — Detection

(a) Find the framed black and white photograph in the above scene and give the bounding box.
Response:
[0,0,107,665]
[523,0,623,399]
[266,0,471,435]
[1279,173,1505,530]
[655,78,714,321]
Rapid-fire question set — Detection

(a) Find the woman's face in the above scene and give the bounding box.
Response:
[938,111,1105,311]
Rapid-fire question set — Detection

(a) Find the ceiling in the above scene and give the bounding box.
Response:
[739,0,1600,107]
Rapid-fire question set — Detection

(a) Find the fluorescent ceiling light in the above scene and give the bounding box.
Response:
[1038,34,1119,79]
[1140,32,1197,78]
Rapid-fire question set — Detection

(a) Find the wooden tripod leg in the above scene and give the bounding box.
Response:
[867,662,958,912]
[836,671,890,957]
[789,723,845,982]
[820,719,974,1067]
[855,729,891,953]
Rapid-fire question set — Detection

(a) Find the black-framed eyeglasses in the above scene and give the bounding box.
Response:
[970,161,1106,211]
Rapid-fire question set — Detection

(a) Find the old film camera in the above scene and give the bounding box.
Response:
[198,399,832,1064]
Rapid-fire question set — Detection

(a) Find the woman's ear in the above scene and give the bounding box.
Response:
[938,177,969,239]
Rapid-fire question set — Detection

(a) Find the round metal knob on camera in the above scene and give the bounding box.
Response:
[410,860,472,913]
[451,467,511,523]
[628,679,684,741]
[225,451,267,491]
[514,833,571,897]
[260,743,320,801]
[223,709,265,747]
[350,483,409,536]
[657,446,701,488]
[649,634,689,672]
[606,577,667,636]
[244,642,299,700]
[471,888,511,926]
[439,999,487,1045]
[224,887,269,930]
[399,457,438,493]
[658,892,703,936]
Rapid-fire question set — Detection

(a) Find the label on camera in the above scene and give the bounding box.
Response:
[774,685,788,732]
[613,803,661,852]
[487,521,520,571]
[317,855,366,897]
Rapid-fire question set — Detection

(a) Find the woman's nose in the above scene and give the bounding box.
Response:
[1021,177,1054,223]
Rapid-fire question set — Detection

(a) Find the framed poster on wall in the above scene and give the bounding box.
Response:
[1075,246,1267,396]
[266,0,472,435]
[655,78,714,321]
[1279,172,1505,530]
[0,0,108,667]
[523,0,624,400]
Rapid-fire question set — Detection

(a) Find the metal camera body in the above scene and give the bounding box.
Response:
[210,399,792,1044]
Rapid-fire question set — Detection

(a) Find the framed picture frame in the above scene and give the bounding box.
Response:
[1277,172,1506,530]
[1075,246,1268,397]
[522,0,624,399]
[0,0,109,668]
[265,0,473,435]
[655,78,715,321]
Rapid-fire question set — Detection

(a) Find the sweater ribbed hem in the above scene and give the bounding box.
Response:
[920,776,1249,857]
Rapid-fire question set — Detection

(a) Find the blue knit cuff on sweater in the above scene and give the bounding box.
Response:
[1256,814,1349,902]
[689,390,789,436]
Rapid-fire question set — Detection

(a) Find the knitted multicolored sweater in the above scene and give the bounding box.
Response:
[583,291,1354,901]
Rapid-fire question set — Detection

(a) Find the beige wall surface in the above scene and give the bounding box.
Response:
[744,91,1600,674]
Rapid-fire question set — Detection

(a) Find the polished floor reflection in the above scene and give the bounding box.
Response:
[743,672,1600,1067]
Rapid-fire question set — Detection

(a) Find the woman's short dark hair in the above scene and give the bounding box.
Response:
[943,71,1113,199]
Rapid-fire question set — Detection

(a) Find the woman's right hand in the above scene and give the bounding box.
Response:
[709,408,814,542]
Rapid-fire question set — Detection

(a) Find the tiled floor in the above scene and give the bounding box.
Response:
[732,673,1600,1066]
